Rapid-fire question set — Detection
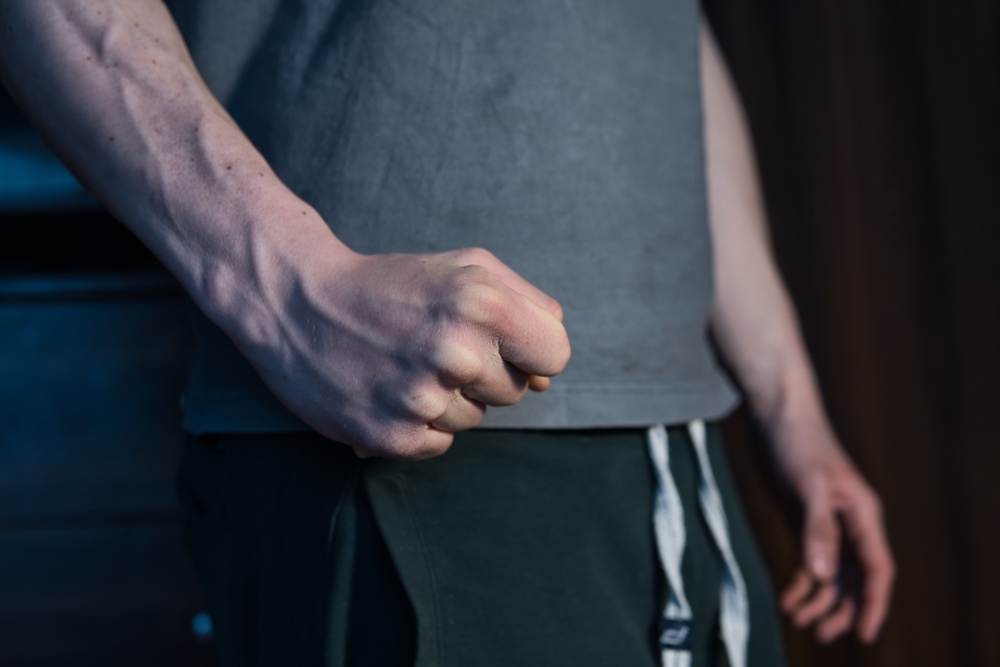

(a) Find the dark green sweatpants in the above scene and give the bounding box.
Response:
[177,425,786,667]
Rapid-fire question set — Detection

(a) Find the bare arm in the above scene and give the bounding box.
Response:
[700,19,895,644]
[0,0,569,458]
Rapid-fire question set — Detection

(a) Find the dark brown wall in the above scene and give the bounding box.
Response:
[705,1,1000,665]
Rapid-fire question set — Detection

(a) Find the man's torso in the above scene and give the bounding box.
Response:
[168,0,739,432]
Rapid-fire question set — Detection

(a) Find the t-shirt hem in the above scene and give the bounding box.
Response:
[181,381,742,435]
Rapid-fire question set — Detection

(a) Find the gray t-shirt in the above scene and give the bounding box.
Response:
[169,0,740,433]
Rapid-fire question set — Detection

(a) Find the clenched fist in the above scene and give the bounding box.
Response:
[222,238,570,460]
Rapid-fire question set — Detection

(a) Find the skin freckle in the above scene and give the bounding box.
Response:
[302,211,307,215]
[226,165,232,170]
[151,59,156,65]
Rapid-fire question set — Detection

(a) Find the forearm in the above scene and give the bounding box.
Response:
[700,20,843,471]
[0,0,571,456]
[0,0,348,346]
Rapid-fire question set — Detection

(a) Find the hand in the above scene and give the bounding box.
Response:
[227,236,570,460]
[772,421,895,644]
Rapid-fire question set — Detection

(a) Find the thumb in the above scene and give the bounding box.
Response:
[803,495,841,582]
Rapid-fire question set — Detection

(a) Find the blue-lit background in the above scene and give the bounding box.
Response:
[0,87,218,666]
[0,129,96,214]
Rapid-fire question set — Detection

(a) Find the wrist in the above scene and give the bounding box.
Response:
[749,360,850,480]
[186,189,356,355]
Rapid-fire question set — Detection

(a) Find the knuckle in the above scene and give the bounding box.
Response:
[459,247,496,267]
[456,263,494,282]
[401,386,448,422]
[453,279,507,324]
[432,339,484,385]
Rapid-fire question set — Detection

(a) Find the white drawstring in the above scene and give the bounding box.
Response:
[647,421,749,667]
[648,424,694,667]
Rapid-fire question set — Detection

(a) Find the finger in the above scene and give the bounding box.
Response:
[840,486,896,643]
[462,358,530,406]
[803,492,842,583]
[362,423,454,461]
[780,568,815,613]
[429,337,529,407]
[480,260,564,321]
[454,248,565,321]
[394,375,487,432]
[792,582,839,628]
[816,597,856,644]
[408,426,455,460]
[430,392,486,433]
[856,553,894,644]
[470,279,570,378]
[527,374,551,391]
